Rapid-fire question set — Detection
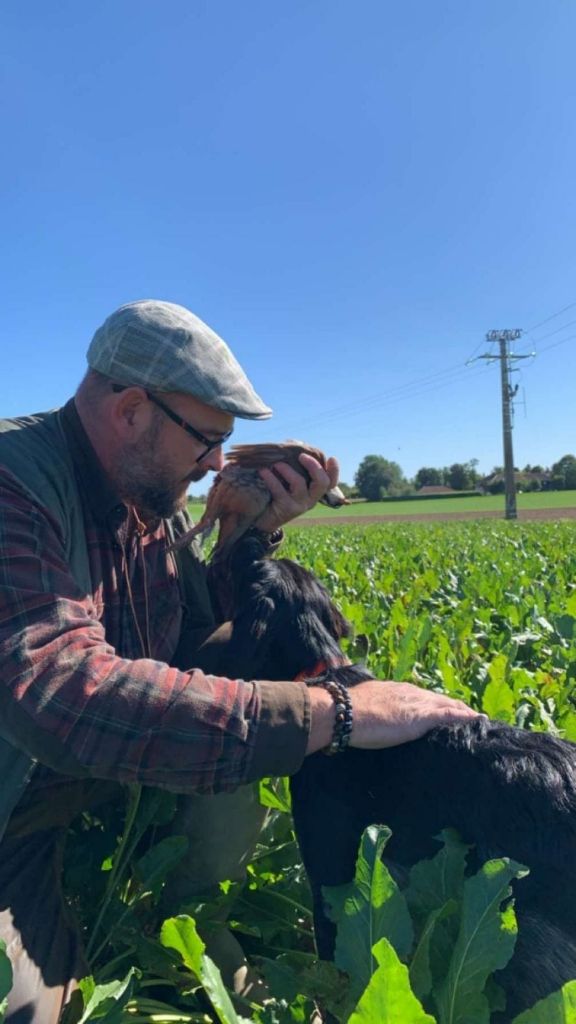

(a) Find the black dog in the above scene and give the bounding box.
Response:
[220,539,576,1021]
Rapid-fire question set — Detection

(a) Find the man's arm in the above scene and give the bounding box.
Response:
[0,467,309,792]
[306,680,480,756]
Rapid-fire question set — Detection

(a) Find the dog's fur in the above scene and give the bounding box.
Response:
[220,538,576,1022]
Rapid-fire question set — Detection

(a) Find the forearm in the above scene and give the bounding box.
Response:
[307,678,481,756]
[2,623,310,792]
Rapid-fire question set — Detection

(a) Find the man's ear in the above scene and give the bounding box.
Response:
[110,386,153,441]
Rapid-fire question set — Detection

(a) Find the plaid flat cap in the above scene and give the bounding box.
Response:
[87,300,272,420]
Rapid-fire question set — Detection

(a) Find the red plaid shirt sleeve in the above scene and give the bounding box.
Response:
[0,468,309,793]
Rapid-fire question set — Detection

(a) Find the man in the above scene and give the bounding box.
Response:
[0,300,478,1021]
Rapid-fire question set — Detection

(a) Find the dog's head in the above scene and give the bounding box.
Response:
[224,538,352,681]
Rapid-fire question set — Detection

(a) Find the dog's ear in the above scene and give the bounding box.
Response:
[223,588,281,679]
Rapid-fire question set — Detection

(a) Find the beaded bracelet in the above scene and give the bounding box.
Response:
[316,679,354,756]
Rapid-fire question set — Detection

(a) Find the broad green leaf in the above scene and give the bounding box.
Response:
[160,915,205,977]
[159,917,250,1024]
[485,976,507,1014]
[76,968,138,1022]
[260,955,349,1020]
[348,937,436,1024]
[481,672,516,721]
[131,786,167,835]
[405,830,469,920]
[125,931,185,981]
[393,621,420,680]
[435,858,527,1024]
[259,776,292,813]
[200,953,253,1024]
[559,711,576,742]
[487,654,509,685]
[325,825,413,1004]
[511,979,576,1022]
[237,887,308,944]
[133,835,188,890]
[410,901,458,1001]
[554,614,576,640]
[259,957,305,1003]
[0,940,12,1017]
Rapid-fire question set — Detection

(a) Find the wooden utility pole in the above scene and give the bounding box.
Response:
[478,330,532,520]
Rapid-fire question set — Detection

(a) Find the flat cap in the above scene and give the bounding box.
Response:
[87,300,272,420]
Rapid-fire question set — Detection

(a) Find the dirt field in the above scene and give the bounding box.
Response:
[296,506,576,527]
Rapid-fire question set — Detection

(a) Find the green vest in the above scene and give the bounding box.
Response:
[0,408,213,842]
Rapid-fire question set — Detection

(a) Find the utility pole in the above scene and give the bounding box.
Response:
[477,330,532,521]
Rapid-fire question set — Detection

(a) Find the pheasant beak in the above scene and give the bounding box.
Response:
[320,485,350,508]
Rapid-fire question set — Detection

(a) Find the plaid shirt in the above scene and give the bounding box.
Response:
[0,401,308,796]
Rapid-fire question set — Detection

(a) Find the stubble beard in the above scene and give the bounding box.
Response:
[116,420,208,520]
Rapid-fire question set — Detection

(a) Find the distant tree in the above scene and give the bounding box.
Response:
[414,467,444,488]
[551,454,576,490]
[354,455,405,501]
[487,478,505,495]
[447,460,479,491]
[523,476,543,493]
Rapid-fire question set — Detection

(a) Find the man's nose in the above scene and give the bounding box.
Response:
[203,446,226,472]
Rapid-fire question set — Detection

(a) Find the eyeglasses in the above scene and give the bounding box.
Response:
[112,385,233,463]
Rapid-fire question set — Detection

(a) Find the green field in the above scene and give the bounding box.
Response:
[296,489,576,518]
[188,490,576,523]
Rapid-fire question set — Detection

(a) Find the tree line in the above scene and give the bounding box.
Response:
[347,453,576,502]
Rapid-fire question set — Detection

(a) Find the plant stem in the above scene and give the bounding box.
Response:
[86,783,142,960]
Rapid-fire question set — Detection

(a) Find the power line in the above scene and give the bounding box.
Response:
[272,361,493,436]
[272,297,576,437]
[524,300,576,334]
[538,331,576,354]
[526,316,576,344]
[271,359,478,433]
[517,329,576,360]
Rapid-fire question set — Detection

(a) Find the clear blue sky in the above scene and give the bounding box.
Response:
[2,0,575,489]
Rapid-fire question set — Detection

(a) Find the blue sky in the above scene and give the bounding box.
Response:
[2,0,575,489]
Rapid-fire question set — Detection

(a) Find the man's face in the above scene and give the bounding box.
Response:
[117,391,234,519]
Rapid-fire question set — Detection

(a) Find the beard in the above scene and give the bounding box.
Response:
[116,419,208,520]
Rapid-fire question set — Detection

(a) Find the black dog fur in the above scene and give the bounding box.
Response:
[220,538,576,1021]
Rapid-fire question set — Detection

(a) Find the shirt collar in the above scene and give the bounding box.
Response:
[59,398,127,527]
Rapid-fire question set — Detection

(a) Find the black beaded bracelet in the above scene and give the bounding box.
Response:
[316,679,354,756]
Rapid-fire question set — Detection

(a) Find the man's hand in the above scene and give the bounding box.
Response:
[254,453,340,534]
[306,678,481,756]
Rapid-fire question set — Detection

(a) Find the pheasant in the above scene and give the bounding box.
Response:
[172,441,348,557]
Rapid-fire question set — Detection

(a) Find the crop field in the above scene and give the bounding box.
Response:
[283,521,576,740]
[188,490,576,527]
[7,521,575,1022]
[296,489,576,520]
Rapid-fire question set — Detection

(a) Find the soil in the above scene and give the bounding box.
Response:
[296,506,576,527]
